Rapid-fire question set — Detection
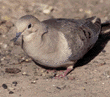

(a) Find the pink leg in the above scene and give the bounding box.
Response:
[55,66,73,78]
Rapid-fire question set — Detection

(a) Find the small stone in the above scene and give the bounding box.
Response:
[79,8,83,12]
[35,3,53,14]
[2,84,8,89]
[25,58,31,62]
[107,75,110,78]
[0,20,6,25]
[22,72,28,76]
[1,57,5,61]
[104,70,110,78]
[56,86,61,90]
[36,78,39,80]
[5,68,21,74]
[104,17,108,21]
[2,43,7,49]
[84,82,87,84]
[52,84,56,87]
[25,59,29,62]
[43,6,53,14]
[2,34,6,37]
[56,85,66,90]
[9,91,14,94]
[22,72,26,75]
[85,10,92,15]
[31,81,36,84]
[18,57,25,63]
[12,81,18,86]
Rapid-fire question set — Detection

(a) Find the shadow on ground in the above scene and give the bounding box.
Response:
[74,31,110,68]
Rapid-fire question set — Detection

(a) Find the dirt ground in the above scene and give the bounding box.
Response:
[0,0,110,97]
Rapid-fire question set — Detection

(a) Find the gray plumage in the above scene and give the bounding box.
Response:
[13,15,101,70]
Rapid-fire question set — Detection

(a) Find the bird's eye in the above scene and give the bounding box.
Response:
[28,23,31,29]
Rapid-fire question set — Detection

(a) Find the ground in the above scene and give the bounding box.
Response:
[0,0,110,97]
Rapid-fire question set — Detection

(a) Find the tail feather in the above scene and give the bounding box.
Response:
[92,18,101,34]
[94,18,101,29]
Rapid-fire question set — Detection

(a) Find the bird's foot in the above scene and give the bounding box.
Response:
[55,66,73,79]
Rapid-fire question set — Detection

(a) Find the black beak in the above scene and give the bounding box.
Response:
[11,32,22,42]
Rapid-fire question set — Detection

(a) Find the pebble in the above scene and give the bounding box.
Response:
[79,8,83,12]
[56,85,66,90]
[5,68,21,74]
[2,84,8,89]
[12,81,18,86]
[107,75,110,78]
[31,81,36,84]
[22,72,28,76]
[56,86,61,90]
[9,91,14,94]
[85,10,92,15]
[2,43,8,49]
[43,6,53,14]
[104,17,108,21]
[2,34,6,37]
[33,3,53,14]
[102,83,104,84]
[0,20,6,25]
[103,70,110,78]
[1,57,5,61]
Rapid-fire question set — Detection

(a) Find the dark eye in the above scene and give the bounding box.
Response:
[28,23,31,29]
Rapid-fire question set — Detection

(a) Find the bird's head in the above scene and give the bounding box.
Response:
[11,15,41,42]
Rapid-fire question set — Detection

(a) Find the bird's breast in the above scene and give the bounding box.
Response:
[22,31,72,68]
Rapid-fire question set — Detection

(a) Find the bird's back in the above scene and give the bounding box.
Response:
[43,17,101,61]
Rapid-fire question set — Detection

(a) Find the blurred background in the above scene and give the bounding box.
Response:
[0,0,110,22]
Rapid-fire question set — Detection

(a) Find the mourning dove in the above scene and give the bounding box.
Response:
[12,15,101,77]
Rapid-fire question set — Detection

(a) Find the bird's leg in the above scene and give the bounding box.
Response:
[55,65,73,78]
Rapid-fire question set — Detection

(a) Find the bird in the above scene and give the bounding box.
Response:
[12,15,101,78]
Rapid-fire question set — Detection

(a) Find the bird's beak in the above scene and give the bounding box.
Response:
[11,32,22,42]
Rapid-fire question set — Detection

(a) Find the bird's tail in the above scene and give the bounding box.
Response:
[94,18,101,29]
[92,18,101,35]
